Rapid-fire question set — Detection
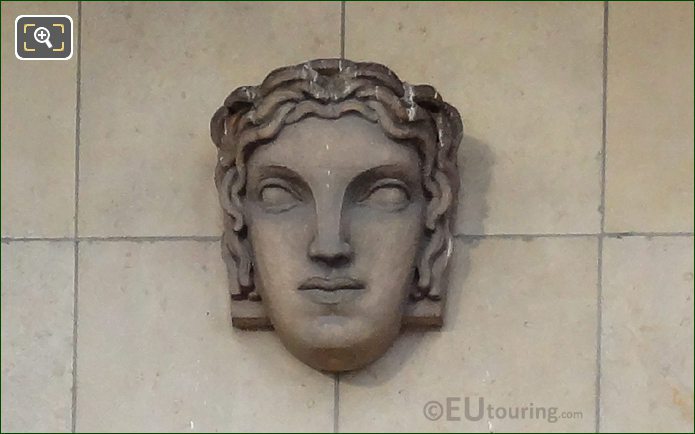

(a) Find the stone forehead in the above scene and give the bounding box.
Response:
[246,116,422,171]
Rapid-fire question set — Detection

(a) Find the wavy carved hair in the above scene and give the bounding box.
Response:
[210,58,462,304]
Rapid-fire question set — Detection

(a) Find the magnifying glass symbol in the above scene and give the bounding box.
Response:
[33,27,53,49]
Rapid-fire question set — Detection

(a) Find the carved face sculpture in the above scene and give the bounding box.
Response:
[211,59,462,372]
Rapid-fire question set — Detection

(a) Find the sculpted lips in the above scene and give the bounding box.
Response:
[298,276,365,291]
[298,276,365,305]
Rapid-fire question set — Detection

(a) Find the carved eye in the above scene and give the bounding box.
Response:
[259,183,299,211]
[361,181,410,210]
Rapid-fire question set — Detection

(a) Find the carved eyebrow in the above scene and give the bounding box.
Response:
[254,165,301,179]
[363,164,419,182]
[251,165,310,191]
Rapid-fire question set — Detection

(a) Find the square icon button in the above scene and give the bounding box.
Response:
[15,15,73,60]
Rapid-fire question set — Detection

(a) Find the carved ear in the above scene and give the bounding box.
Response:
[218,169,245,232]
[218,169,236,216]
[221,233,253,298]
[218,167,255,294]
[224,231,254,293]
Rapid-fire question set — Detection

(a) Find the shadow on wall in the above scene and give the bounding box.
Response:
[458,135,494,237]
[341,134,495,385]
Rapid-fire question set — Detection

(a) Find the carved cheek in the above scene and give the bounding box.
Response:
[346,203,425,267]
[244,200,316,287]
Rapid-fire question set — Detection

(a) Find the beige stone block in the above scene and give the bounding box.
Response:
[1,1,77,237]
[605,2,694,233]
[1,241,74,432]
[601,236,694,431]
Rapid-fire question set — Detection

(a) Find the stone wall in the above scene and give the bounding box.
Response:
[2,2,693,432]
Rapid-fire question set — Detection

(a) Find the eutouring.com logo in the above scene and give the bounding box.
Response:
[423,397,584,424]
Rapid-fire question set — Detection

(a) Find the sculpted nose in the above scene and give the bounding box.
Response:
[309,206,353,266]
[309,236,353,266]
